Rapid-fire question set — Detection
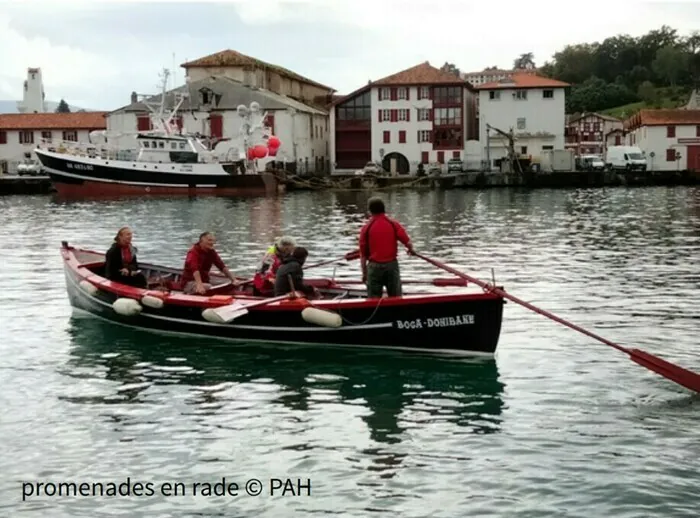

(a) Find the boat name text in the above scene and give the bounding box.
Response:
[180,165,193,172]
[66,163,94,171]
[395,314,475,329]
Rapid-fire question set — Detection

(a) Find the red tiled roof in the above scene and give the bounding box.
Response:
[180,49,333,91]
[373,61,466,86]
[0,112,107,130]
[331,62,468,106]
[475,72,570,90]
[635,109,700,126]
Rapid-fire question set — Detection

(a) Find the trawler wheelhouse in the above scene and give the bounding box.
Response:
[136,134,199,164]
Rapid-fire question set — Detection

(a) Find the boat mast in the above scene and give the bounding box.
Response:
[140,68,187,136]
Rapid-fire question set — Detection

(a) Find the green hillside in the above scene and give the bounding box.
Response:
[600,86,692,119]
[533,25,700,116]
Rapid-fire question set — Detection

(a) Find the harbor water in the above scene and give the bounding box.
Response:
[1,186,699,517]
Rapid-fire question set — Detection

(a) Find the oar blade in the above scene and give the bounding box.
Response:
[202,302,250,324]
[629,349,700,393]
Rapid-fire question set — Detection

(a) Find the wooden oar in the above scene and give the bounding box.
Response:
[303,249,360,270]
[326,277,467,287]
[201,294,293,324]
[235,250,361,289]
[414,252,700,394]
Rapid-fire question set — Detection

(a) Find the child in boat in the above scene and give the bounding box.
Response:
[105,227,148,288]
[274,246,320,298]
[253,236,296,296]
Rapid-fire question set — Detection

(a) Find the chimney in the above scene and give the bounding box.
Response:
[130,91,138,104]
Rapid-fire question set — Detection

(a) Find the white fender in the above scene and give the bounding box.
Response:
[301,307,342,328]
[141,295,164,309]
[113,297,142,316]
[79,279,98,296]
[202,308,226,324]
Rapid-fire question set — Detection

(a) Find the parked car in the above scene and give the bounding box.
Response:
[576,154,606,171]
[447,158,463,173]
[355,161,384,176]
[17,160,42,176]
[605,146,647,172]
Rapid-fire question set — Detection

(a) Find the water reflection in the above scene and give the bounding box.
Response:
[63,315,506,447]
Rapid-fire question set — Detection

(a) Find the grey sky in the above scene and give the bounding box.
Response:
[1,0,698,111]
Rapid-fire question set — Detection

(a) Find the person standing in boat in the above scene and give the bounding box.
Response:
[359,197,415,298]
[274,246,320,298]
[105,227,148,288]
[181,232,237,295]
[253,236,296,296]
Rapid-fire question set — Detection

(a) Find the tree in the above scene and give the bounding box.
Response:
[637,80,657,103]
[652,45,689,86]
[440,62,461,77]
[513,52,535,70]
[55,99,70,113]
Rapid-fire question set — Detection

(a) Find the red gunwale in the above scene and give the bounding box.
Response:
[62,245,502,310]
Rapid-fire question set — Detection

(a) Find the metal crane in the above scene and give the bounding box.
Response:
[485,123,523,174]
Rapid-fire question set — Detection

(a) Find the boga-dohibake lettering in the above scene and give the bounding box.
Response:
[396,314,475,329]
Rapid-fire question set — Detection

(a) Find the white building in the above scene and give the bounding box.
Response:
[623,109,700,172]
[16,67,46,114]
[475,72,569,166]
[0,112,107,174]
[330,61,477,174]
[107,75,330,175]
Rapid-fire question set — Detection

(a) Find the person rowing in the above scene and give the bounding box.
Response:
[253,236,296,296]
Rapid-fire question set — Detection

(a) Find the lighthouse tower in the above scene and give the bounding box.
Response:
[17,67,46,113]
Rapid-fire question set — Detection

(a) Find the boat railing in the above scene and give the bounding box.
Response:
[37,138,124,160]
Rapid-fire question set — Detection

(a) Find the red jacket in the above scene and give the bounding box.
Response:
[359,214,411,263]
[253,246,283,292]
[180,244,225,285]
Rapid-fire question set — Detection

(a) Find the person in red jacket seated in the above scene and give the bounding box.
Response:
[180,231,237,295]
[359,197,414,298]
[252,236,296,296]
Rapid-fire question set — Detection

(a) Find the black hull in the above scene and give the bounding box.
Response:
[36,150,278,195]
[64,267,504,355]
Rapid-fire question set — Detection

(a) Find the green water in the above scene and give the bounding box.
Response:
[1,187,699,517]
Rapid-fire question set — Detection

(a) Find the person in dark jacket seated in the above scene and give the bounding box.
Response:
[274,247,320,298]
[105,226,148,288]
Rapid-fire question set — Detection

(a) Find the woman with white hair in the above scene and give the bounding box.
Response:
[252,236,296,296]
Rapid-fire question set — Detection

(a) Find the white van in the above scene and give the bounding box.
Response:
[605,146,647,172]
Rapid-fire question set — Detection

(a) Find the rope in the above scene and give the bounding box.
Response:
[337,295,385,326]
[269,171,436,192]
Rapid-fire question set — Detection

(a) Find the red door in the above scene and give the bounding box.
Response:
[687,146,700,172]
[209,114,223,139]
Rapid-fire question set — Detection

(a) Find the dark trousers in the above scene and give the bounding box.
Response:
[117,272,148,288]
[366,260,402,298]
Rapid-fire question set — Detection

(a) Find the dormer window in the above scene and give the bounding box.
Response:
[200,87,214,105]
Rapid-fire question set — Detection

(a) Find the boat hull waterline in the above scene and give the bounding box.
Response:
[61,244,506,355]
[36,149,279,197]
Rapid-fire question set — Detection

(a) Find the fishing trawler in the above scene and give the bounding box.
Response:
[34,69,281,197]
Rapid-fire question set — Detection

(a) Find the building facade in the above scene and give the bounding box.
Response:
[107,76,329,175]
[330,62,477,174]
[0,112,107,174]
[475,73,569,166]
[564,112,623,155]
[180,49,335,107]
[623,109,700,172]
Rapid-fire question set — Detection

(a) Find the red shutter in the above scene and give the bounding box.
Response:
[378,110,382,122]
[209,114,223,138]
[406,109,410,122]
[421,151,429,163]
[417,130,420,143]
[390,88,397,100]
[437,151,444,163]
[0,131,6,144]
[383,131,390,144]
[615,135,621,145]
[666,149,675,161]
[696,125,700,137]
[428,88,433,100]
[399,130,406,143]
[137,115,151,131]
[406,88,410,101]
[428,131,433,143]
[428,109,433,121]
[417,88,422,101]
